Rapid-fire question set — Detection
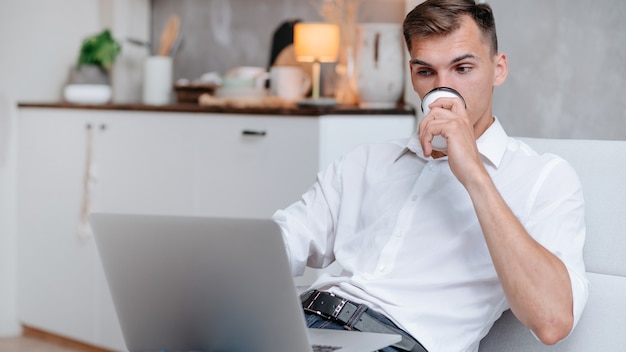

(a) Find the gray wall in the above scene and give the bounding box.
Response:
[151,0,405,82]
[490,0,626,140]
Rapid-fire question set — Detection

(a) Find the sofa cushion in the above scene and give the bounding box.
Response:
[479,272,626,351]
[518,138,626,276]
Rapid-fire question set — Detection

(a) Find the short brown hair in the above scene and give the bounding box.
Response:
[403,0,498,55]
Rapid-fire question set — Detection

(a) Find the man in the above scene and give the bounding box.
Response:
[272,1,588,351]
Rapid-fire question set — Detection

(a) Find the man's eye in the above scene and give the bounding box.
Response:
[456,66,472,74]
[416,69,433,77]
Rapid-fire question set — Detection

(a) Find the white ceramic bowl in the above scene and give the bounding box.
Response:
[64,84,112,104]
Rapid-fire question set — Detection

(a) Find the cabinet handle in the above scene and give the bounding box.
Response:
[85,123,107,131]
[242,130,267,136]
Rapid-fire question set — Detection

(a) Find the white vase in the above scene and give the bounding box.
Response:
[355,23,405,109]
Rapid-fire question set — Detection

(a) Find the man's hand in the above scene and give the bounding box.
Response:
[418,97,486,187]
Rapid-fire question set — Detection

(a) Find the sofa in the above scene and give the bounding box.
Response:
[479,137,626,351]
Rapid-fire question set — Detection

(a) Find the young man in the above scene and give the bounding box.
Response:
[273,1,588,351]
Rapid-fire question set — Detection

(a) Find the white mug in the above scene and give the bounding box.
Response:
[270,66,311,102]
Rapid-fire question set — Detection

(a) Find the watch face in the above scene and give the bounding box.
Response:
[421,87,466,115]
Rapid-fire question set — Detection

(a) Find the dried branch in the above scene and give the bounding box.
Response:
[309,0,364,45]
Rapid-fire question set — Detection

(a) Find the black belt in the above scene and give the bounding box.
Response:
[301,290,427,352]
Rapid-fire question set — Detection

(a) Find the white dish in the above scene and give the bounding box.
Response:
[64,84,112,104]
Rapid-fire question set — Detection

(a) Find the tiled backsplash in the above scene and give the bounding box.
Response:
[151,0,405,83]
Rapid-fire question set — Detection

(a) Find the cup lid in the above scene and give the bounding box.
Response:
[421,87,467,113]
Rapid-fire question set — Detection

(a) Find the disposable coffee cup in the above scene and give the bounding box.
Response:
[421,87,467,152]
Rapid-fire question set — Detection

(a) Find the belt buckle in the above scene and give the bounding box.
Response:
[304,291,349,321]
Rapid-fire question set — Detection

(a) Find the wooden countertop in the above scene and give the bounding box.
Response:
[18,102,416,116]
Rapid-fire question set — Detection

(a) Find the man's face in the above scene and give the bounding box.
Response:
[408,15,507,136]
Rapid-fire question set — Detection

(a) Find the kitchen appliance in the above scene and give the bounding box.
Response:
[355,23,404,109]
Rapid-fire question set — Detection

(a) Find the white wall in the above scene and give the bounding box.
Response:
[0,0,100,337]
[0,1,100,102]
[0,92,20,337]
[0,0,149,103]
[0,0,149,337]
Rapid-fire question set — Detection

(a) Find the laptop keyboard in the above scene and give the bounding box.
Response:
[312,344,342,352]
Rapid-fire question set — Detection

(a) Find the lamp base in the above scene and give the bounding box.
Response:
[297,97,338,107]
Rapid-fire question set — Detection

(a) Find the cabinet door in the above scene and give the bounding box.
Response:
[17,108,199,350]
[90,110,196,216]
[190,114,319,219]
[17,108,100,345]
[86,110,202,350]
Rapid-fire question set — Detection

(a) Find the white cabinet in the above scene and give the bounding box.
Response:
[17,109,121,350]
[16,107,414,350]
[187,113,320,218]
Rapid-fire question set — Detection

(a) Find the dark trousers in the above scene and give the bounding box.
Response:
[304,311,404,352]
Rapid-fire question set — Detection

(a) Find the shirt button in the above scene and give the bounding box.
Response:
[411,195,418,201]
[395,231,402,238]
[428,164,435,170]
[378,265,386,272]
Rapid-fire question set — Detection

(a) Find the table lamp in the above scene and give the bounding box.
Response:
[294,22,339,106]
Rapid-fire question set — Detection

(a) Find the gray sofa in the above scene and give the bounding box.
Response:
[479,138,626,351]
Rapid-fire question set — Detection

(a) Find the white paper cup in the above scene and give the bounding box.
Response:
[421,87,466,152]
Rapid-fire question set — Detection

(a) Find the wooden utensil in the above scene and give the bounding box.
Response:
[158,15,180,56]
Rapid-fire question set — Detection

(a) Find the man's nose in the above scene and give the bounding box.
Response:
[434,74,451,89]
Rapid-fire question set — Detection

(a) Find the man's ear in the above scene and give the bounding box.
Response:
[493,53,508,87]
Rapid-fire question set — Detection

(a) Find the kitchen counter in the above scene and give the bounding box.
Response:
[18,102,416,116]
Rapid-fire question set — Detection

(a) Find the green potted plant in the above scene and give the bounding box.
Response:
[69,29,122,84]
[65,29,122,104]
[77,29,121,68]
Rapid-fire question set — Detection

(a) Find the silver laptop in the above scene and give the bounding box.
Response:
[89,213,400,352]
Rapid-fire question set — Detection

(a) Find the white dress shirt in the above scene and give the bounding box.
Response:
[272,118,588,352]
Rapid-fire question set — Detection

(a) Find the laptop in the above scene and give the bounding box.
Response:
[89,213,400,352]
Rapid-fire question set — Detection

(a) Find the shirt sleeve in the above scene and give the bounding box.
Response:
[272,156,344,276]
[523,155,589,330]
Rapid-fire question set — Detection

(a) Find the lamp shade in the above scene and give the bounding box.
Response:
[294,23,339,63]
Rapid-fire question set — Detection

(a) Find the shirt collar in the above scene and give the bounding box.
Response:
[394,117,509,168]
